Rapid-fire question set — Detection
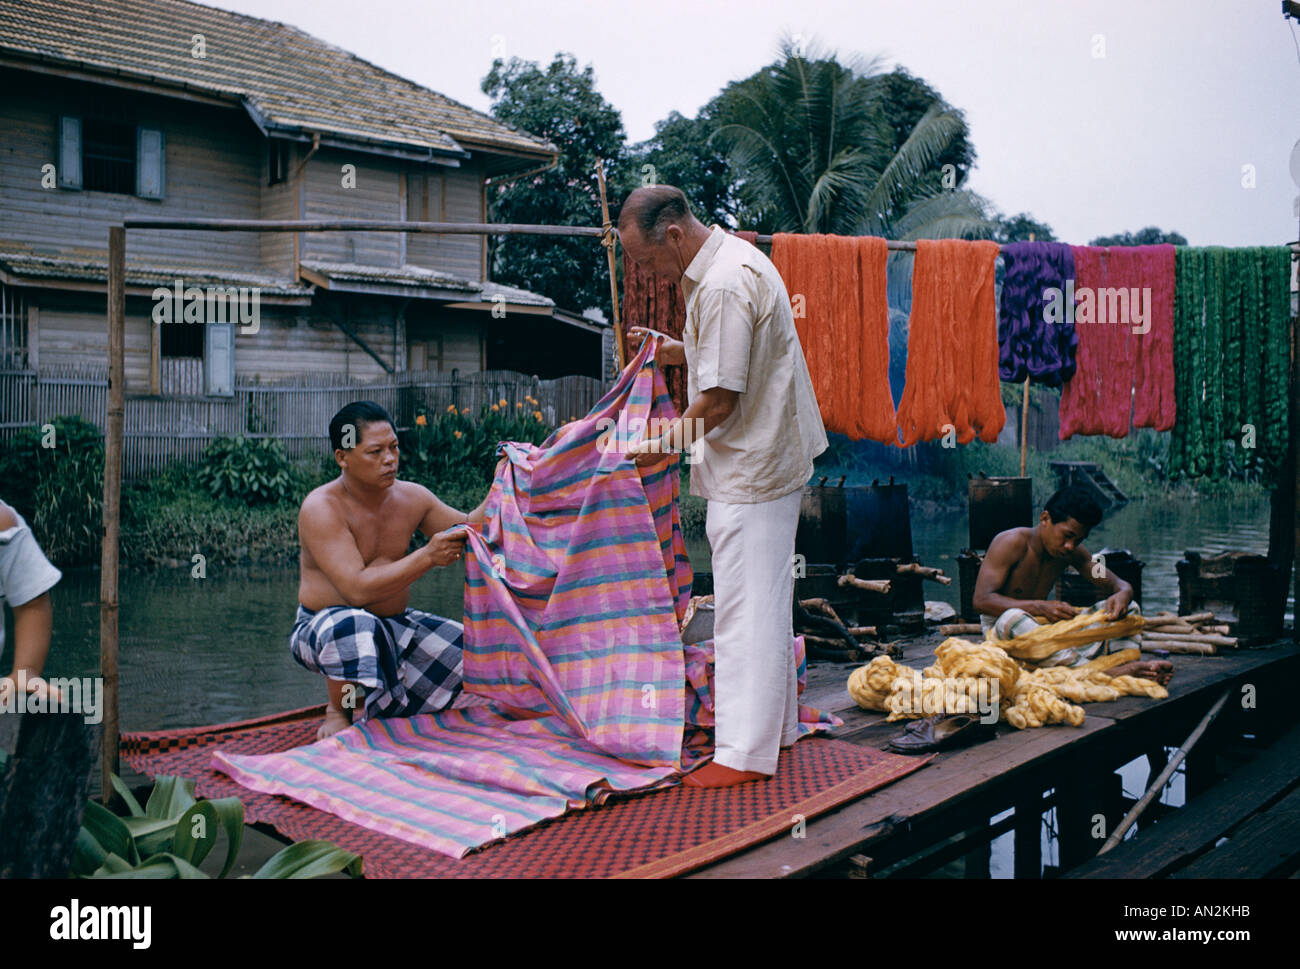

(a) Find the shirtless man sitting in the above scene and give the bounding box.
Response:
[295,400,490,738]
[973,484,1172,685]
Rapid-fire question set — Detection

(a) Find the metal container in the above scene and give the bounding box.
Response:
[968,475,1033,551]
[957,549,983,622]
[1057,547,1145,608]
[1177,551,1286,645]
[844,479,914,562]
[796,481,847,567]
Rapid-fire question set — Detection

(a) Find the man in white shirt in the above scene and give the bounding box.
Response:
[618,185,827,787]
[0,498,63,706]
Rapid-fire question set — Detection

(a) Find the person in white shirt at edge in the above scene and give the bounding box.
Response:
[617,185,828,788]
[0,498,64,706]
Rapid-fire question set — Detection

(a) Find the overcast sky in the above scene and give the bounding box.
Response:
[210,0,1300,247]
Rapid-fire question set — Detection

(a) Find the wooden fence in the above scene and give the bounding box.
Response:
[0,366,607,479]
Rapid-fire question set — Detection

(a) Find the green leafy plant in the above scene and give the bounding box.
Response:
[72,774,362,879]
[400,397,553,492]
[0,415,104,566]
[195,435,293,506]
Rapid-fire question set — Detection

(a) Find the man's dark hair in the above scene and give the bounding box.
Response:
[617,185,693,244]
[1043,485,1102,530]
[329,400,394,451]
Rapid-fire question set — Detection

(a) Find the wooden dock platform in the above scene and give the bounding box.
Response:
[688,634,1300,878]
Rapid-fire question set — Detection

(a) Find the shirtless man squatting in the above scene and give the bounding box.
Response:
[973,484,1173,684]
[295,400,490,738]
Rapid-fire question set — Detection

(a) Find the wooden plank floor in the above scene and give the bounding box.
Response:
[689,639,1300,878]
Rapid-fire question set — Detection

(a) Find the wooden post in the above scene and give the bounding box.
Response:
[594,161,625,371]
[99,225,125,803]
[1020,377,1030,476]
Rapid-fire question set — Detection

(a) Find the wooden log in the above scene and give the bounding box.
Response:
[1144,619,1190,634]
[1143,630,1237,647]
[896,563,952,585]
[938,623,984,636]
[845,626,878,637]
[799,597,845,625]
[838,575,891,594]
[1142,641,1217,656]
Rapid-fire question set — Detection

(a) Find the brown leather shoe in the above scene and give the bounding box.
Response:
[887,714,995,755]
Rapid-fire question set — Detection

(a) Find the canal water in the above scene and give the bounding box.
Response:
[15,494,1279,876]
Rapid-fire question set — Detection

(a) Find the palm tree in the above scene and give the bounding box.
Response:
[708,41,991,244]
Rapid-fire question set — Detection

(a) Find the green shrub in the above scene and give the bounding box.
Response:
[0,415,104,566]
[400,397,553,493]
[195,435,294,506]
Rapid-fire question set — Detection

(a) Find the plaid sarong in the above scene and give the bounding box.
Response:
[288,604,464,717]
[215,336,837,858]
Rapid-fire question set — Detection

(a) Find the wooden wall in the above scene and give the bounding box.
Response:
[405,166,485,280]
[0,70,265,272]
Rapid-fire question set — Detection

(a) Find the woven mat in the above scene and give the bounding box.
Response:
[122,706,929,878]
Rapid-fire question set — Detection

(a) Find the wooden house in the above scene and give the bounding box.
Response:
[0,0,610,402]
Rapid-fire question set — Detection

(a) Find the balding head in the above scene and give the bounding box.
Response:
[617,185,695,246]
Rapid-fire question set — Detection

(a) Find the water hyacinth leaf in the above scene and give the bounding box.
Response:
[171,798,244,878]
[251,840,363,879]
[145,775,196,818]
[70,826,108,876]
[81,799,136,865]
[110,772,146,817]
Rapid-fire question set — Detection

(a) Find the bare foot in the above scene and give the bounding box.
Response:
[1108,659,1175,687]
[683,761,771,788]
[316,705,354,740]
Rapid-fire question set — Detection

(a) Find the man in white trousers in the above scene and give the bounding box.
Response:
[618,185,827,787]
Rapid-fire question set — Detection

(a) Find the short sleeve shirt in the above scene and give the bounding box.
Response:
[680,226,828,503]
[0,502,62,658]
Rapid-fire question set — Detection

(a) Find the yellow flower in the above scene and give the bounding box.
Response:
[446,404,458,413]
[533,410,543,421]
[516,402,523,409]
[415,414,427,426]
[491,403,500,412]
[453,430,463,439]
[498,398,507,407]
[461,407,470,415]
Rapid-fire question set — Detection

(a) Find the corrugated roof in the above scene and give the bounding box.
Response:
[0,0,557,165]
[0,248,312,297]
[300,260,554,306]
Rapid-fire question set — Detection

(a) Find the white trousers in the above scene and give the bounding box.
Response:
[706,487,803,774]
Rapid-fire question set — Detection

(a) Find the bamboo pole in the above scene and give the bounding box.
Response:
[594,161,625,371]
[99,226,125,803]
[1097,689,1231,854]
[119,216,923,249]
[1019,377,1030,476]
[939,623,983,636]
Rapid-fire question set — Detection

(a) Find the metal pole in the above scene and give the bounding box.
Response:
[99,226,125,802]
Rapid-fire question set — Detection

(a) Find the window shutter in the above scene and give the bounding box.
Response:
[58,116,81,189]
[137,127,165,198]
[204,323,235,397]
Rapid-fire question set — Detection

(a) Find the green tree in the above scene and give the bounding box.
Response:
[625,109,739,229]
[482,54,627,313]
[991,212,1058,243]
[1089,226,1188,246]
[705,41,991,240]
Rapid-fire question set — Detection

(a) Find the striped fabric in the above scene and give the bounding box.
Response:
[214,336,837,858]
